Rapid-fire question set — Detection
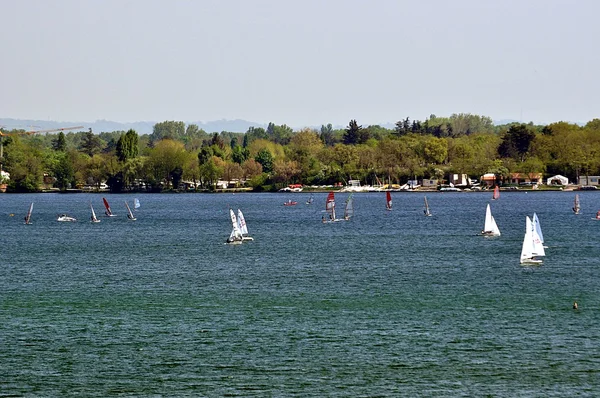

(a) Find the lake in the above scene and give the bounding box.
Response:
[1,191,599,396]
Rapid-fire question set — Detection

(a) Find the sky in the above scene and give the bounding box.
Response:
[2,0,599,128]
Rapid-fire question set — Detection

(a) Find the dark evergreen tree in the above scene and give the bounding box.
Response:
[343,119,362,145]
[52,132,67,151]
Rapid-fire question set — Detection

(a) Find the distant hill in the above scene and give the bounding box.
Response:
[0,118,268,134]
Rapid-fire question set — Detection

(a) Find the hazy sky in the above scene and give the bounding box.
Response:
[2,0,599,127]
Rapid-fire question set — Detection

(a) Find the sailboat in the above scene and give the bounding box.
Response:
[572,194,581,214]
[532,213,546,248]
[226,208,243,244]
[386,191,392,211]
[492,186,500,200]
[237,209,253,241]
[134,198,140,210]
[90,202,101,223]
[520,216,545,264]
[343,194,354,220]
[306,193,314,205]
[125,201,136,221]
[481,204,500,236]
[103,197,116,217]
[324,191,337,222]
[423,196,432,217]
[24,202,33,225]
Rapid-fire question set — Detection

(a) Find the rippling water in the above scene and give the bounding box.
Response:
[1,191,599,396]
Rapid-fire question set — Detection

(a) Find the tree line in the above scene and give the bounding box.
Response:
[1,114,599,193]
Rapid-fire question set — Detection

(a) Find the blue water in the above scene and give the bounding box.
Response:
[1,191,599,396]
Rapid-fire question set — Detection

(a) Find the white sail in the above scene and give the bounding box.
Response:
[229,209,243,239]
[532,213,544,244]
[237,209,254,240]
[134,198,140,209]
[521,216,544,263]
[424,196,431,216]
[344,194,354,220]
[24,202,33,225]
[90,202,100,223]
[482,204,500,236]
[125,201,136,221]
[237,209,248,235]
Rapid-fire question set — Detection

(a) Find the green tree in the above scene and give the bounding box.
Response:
[80,129,103,157]
[498,124,536,162]
[343,119,362,145]
[53,152,74,191]
[149,121,185,145]
[52,132,67,152]
[116,129,139,162]
[255,148,274,173]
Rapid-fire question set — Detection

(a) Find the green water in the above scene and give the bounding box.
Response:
[1,192,599,396]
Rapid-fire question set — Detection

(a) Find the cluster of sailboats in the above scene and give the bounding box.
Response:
[322,191,354,222]
[23,197,140,224]
[481,191,546,264]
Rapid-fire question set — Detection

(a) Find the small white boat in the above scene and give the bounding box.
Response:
[125,201,136,221]
[237,209,253,241]
[520,216,545,264]
[24,202,33,225]
[226,209,243,244]
[481,204,500,236]
[57,214,77,222]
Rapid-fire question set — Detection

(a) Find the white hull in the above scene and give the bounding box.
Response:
[520,258,543,265]
[57,215,77,222]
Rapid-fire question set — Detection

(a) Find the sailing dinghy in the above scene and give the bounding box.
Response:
[90,202,101,223]
[103,197,116,217]
[226,209,243,244]
[306,193,314,205]
[572,194,581,214]
[125,201,136,221]
[134,198,140,210]
[24,202,33,225]
[520,216,545,264]
[237,209,253,241]
[481,204,500,236]
[386,191,392,211]
[423,196,431,216]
